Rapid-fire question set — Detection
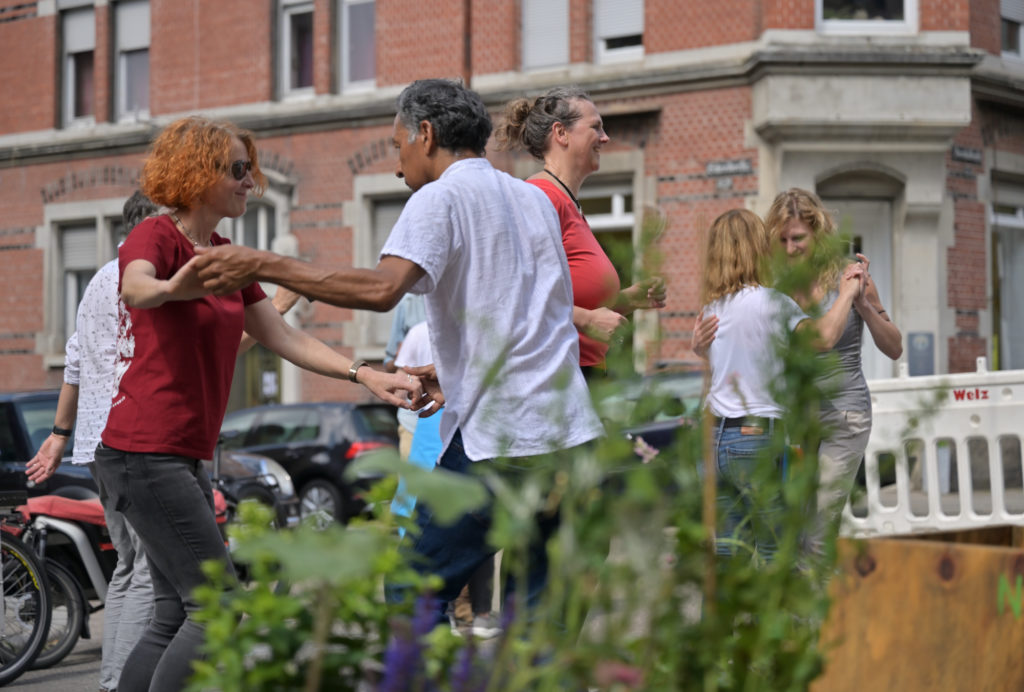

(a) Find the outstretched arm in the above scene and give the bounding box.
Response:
[25,382,79,483]
[243,299,426,409]
[193,246,425,312]
[239,286,302,355]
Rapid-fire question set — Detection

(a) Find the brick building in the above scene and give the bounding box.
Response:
[0,0,1021,407]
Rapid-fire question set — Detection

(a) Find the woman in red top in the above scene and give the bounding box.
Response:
[497,87,666,373]
[93,116,423,692]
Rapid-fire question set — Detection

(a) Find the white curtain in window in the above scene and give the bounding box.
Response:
[62,227,96,270]
[117,1,150,51]
[522,0,568,71]
[345,0,375,85]
[1003,0,1024,23]
[594,0,643,41]
[371,199,405,344]
[993,178,1024,369]
[63,7,95,53]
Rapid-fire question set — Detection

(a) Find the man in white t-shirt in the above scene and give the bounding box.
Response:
[192,79,604,624]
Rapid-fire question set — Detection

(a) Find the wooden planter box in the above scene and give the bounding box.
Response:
[813,529,1024,691]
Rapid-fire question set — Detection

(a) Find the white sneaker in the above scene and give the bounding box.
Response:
[469,613,502,639]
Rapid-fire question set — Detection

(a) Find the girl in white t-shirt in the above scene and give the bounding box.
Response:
[699,209,862,561]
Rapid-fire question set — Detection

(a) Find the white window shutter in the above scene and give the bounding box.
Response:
[523,0,569,70]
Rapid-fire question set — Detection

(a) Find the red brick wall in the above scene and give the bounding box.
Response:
[150,0,272,114]
[969,0,1001,53]
[569,0,592,63]
[762,0,815,30]
[471,0,518,76]
[0,153,146,389]
[378,0,467,86]
[920,0,969,31]
[644,88,759,364]
[946,111,987,373]
[95,4,110,124]
[646,0,761,53]
[0,12,56,134]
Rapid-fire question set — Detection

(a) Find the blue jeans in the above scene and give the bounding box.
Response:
[93,444,233,692]
[399,430,564,626]
[713,420,785,562]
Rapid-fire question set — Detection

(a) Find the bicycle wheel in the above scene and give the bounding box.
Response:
[0,533,51,685]
[32,559,84,669]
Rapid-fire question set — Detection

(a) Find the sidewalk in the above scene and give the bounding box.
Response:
[12,604,102,691]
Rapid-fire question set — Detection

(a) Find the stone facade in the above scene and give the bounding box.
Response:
[0,0,1018,404]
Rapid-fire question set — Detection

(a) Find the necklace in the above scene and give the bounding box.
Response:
[543,168,583,215]
[169,212,208,247]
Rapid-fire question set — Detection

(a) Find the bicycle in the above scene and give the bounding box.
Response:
[0,490,51,686]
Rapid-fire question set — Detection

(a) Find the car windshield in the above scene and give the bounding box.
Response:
[17,398,75,458]
[355,405,400,438]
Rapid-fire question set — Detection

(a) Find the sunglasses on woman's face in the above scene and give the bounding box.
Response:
[229,160,253,181]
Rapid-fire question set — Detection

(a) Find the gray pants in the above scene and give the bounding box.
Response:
[90,463,153,692]
[93,445,234,692]
[807,408,872,553]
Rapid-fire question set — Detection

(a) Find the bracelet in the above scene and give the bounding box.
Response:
[52,425,73,438]
[348,360,368,383]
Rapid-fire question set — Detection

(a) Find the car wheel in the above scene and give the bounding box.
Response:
[299,480,343,529]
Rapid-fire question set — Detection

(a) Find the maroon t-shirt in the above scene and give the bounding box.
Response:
[102,215,266,460]
[528,179,621,367]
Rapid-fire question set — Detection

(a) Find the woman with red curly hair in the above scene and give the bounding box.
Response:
[92,116,424,692]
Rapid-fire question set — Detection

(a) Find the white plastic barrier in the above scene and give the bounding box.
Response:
[841,357,1024,538]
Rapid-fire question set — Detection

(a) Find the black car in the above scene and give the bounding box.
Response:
[0,390,96,497]
[0,390,299,526]
[219,402,400,523]
[598,369,705,454]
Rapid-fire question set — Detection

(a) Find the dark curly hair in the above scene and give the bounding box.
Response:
[395,79,492,156]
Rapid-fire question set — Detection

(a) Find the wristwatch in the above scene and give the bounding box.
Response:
[348,360,368,382]
[52,425,73,438]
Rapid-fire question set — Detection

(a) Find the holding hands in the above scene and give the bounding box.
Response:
[357,366,428,411]
[839,261,866,300]
[400,364,446,416]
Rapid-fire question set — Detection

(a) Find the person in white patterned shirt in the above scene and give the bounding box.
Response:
[25,191,300,691]
[27,190,158,692]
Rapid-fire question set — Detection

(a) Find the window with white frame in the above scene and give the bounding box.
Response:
[114,0,150,121]
[61,5,95,126]
[280,0,314,98]
[817,0,918,35]
[523,0,568,71]
[61,225,98,344]
[222,202,278,251]
[338,0,375,91]
[1003,1,1024,56]
[367,198,407,347]
[579,180,635,281]
[593,0,643,65]
[991,176,1024,370]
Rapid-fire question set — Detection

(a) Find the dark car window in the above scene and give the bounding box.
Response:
[354,405,400,438]
[18,398,74,457]
[220,409,263,450]
[251,408,320,446]
[0,404,18,462]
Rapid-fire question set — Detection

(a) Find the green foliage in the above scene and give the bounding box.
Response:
[189,210,860,691]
